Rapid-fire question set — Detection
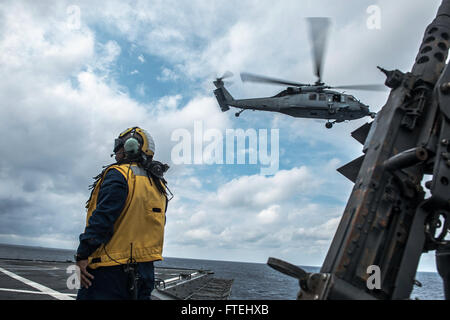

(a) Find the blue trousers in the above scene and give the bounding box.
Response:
[76,262,155,300]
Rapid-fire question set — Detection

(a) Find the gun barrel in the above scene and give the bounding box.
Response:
[383,147,428,172]
[412,0,450,84]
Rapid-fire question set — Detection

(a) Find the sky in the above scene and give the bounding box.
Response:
[0,0,444,272]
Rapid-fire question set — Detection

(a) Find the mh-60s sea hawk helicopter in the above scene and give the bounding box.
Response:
[213,18,386,129]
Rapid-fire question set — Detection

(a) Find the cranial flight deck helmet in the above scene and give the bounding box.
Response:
[113,127,155,159]
[112,126,172,199]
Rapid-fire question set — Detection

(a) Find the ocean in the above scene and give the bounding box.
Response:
[0,243,445,300]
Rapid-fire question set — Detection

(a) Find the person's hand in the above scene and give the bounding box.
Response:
[76,259,94,288]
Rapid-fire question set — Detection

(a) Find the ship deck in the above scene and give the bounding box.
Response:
[0,258,233,300]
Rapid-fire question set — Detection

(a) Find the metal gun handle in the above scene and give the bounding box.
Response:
[267,257,308,280]
[267,257,337,300]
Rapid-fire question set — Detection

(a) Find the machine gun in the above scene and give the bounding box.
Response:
[268,1,450,299]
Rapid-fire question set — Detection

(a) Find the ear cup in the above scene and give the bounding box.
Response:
[124,137,140,156]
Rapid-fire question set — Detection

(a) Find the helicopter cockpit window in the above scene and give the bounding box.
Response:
[348,96,356,102]
[333,94,341,102]
[319,94,326,101]
[309,94,317,101]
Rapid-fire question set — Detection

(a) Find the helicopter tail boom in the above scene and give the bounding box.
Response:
[214,86,234,112]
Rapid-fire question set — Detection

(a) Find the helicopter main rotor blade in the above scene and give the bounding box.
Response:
[306,17,331,84]
[331,84,388,91]
[240,72,310,87]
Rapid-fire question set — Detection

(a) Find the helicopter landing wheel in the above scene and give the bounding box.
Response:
[325,122,333,129]
[235,109,245,117]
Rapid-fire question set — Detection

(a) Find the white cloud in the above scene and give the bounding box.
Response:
[0,2,94,78]
[163,161,347,267]
[157,67,180,82]
[95,40,121,71]
[212,166,320,208]
[185,228,213,241]
[257,205,280,224]
[154,94,182,112]
[188,177,202,189]
[294,217,341,241]
[135,82,146,96]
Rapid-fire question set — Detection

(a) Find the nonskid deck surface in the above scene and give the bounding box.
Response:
[0,258,233,300]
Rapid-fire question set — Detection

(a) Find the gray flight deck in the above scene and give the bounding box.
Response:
[0,258,233,300]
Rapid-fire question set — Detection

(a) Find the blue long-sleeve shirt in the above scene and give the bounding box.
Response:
[77,169,128,259]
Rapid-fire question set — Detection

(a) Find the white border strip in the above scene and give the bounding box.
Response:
[0,288,77,297]
[0,266,75,300]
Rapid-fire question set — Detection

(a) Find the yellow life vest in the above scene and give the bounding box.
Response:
[85,163,167,269]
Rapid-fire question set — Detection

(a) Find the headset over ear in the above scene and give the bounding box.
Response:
[111,126,172,198]
[123,136,140,157]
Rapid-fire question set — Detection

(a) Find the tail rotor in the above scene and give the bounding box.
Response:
[213,71,235,112]
[214,71,234,88]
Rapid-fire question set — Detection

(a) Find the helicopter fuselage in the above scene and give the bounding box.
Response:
[228,89,371,122]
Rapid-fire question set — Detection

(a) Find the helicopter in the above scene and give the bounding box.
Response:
[213,18,386,129]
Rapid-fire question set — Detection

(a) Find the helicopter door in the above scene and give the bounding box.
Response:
[327,95,334,111]
[308,93,317,101]
[327,94,341,114]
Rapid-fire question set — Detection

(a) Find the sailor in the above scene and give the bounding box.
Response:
[75,127,171,300]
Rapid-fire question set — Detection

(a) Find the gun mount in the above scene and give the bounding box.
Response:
[268,0,450,300]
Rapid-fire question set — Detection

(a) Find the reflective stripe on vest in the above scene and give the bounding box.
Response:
[130,165,147,177]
